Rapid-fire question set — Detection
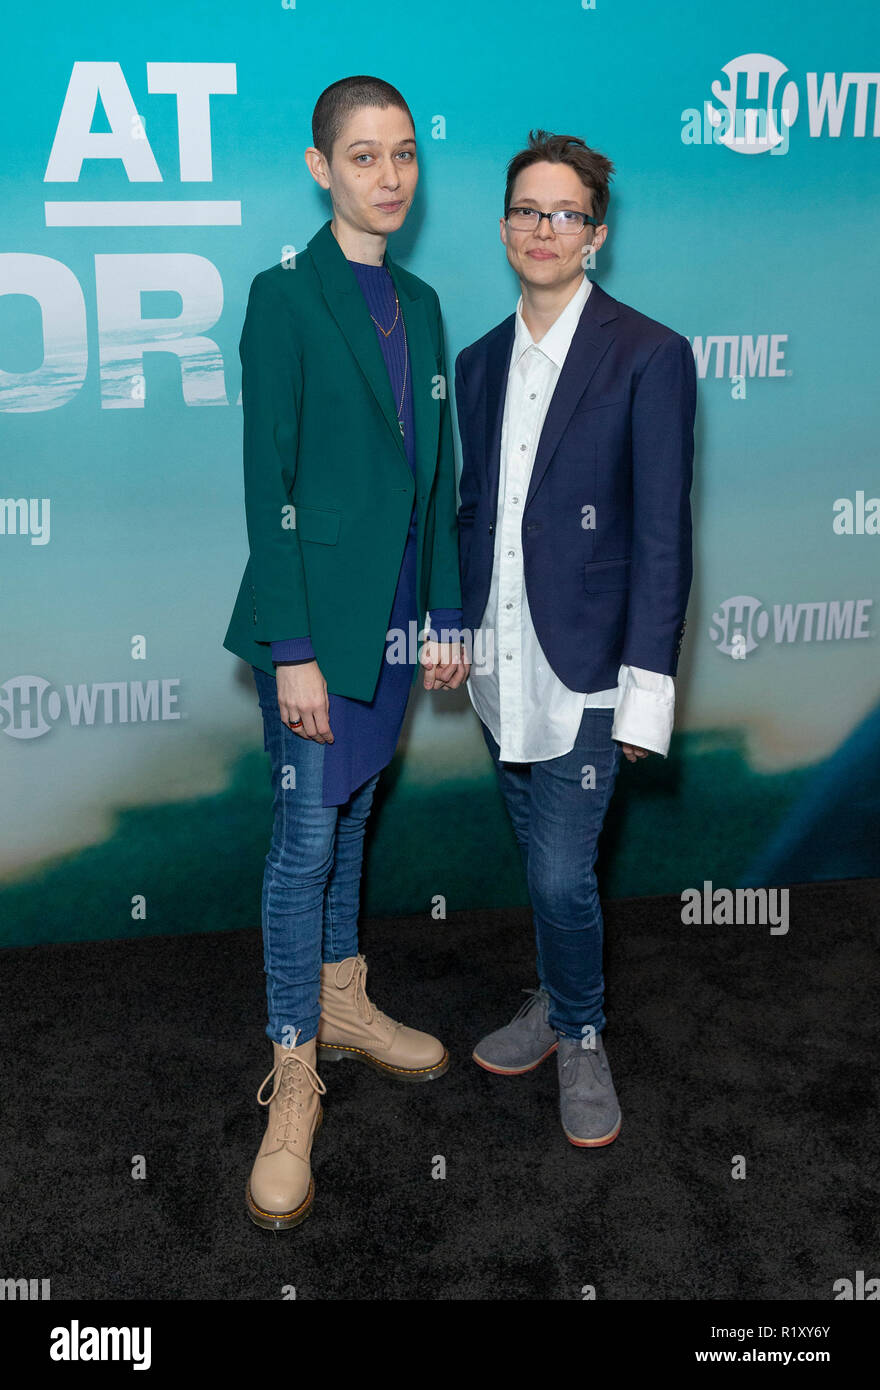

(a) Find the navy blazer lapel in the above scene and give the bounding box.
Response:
[524,281,619,509]
[484,315,515,522]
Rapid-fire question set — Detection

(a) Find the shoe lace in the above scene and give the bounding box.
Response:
[511,987,549,1023]
[257,1029,327,1145]
[560,1037,603,1081]
[337,954,401,1033]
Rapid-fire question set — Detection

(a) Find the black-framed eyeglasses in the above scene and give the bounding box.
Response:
[505,206,599,234]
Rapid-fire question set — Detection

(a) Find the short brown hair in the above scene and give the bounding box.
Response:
[504,130,615,224]
[312,76,414,162]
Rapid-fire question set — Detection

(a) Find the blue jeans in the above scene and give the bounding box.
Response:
[480,708,622,1039]
[252,665,380,1046]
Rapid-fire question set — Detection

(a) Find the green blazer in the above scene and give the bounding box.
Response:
[223,219,461,699]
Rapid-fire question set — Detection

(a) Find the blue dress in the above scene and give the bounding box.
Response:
[271,258,459,806]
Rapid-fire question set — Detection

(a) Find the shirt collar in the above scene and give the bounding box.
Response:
[512,275,592,367]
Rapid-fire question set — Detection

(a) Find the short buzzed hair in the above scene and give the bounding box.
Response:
[312,76,415,162]
[505,130,615,224]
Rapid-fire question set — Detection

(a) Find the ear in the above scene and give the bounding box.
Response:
[591,223,609,253]
[304,146,330,190]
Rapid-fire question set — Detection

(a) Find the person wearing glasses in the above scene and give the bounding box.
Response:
[223,76,467,1230]
[455,130,696,1146]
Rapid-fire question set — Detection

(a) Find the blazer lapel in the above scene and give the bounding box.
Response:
[307,220,410,474]
[524,281,619,509]
[385,253,439,502]
[484,316,515,522]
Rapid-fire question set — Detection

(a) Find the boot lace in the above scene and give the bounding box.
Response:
[560,1036,605,1084]
[511,987,550,1022]
[257,1029,327,1145]
[336,954,401,1033]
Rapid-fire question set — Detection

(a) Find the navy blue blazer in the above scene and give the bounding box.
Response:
[454,279,696,693]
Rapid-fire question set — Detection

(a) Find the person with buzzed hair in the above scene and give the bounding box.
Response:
[224,76,467,1230]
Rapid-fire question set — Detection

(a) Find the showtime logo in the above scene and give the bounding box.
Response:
[688,334,788,380]
[710,596,873,658]
[0,674,181,739]
[698,53,880,154]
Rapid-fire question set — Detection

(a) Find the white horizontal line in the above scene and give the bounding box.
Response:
[44,201,243,227]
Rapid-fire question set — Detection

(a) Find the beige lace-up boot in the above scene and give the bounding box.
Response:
[317,954,449,1082]
[246,1032,326,1230]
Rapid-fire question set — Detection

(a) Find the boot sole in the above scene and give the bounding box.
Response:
[472,1041,558,1075]
[245,1108,322,1230]
[562,1113,622,1148]
[317,1043,449,1082]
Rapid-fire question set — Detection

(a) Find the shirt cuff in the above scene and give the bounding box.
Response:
[426,608,464,641]
[611,666,676,758]
[271,636,315,664]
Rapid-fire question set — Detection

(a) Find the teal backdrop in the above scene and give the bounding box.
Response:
[1,0,878,947]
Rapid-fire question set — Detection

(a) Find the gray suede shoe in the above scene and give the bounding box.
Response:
[556,1033,622,1147]
[472,988,558,1074]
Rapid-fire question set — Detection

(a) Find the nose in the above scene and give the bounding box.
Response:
[379,158,401,190]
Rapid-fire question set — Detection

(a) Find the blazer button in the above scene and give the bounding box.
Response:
[488,523,494,534]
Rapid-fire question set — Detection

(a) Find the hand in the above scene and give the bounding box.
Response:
[619,742,651,763]
[421,641,470,691]
[276,661,333,742]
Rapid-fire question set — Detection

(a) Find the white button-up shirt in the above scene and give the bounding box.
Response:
[467,275,676,763]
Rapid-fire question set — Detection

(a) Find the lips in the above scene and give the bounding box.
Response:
[375,201,403,211]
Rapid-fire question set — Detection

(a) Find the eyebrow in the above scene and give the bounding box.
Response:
[512,198,586,209]
[345,137,417,150]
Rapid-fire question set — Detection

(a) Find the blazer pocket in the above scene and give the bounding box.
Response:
[571,394,628,417]
[584,556,630,592]
[292,503,340,545]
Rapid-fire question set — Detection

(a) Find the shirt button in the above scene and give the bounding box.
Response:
[505,602,513,610]
[520,444,527,451]
[511,495,520,505]
[505,653,513,661]
[529,393,536,400]
[507,550,516,558]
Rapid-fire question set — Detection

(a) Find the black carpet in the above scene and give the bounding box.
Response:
[0,878,877,1301]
